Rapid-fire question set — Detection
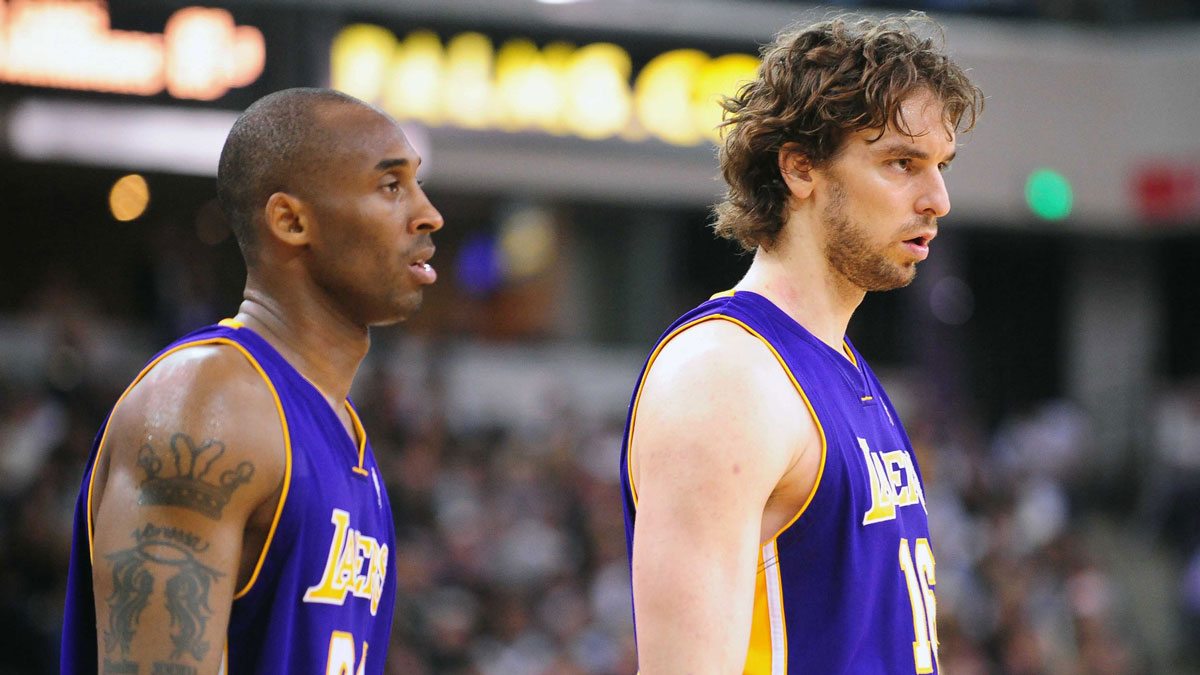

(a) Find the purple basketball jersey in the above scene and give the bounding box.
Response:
[621,290,940,674]
[62,321,396,674]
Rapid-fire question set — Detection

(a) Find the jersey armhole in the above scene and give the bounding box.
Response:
[229,343,292,599]
[83,337,292,598]
[625,313,827,536]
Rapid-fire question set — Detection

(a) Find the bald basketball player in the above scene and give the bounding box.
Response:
[62,88,443,675]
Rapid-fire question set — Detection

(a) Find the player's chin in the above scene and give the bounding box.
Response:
[891,265,918,289]
[370,290,424,326]
[868,264,917,292]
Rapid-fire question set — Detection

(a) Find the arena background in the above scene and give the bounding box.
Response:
[2,0,1200,672]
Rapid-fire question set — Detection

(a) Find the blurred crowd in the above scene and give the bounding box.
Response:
[1,283,1198,674]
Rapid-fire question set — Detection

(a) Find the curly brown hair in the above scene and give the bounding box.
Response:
[712,12,983,251]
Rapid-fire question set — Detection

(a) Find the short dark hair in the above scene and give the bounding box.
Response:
[712,12,983,251]
[216,87,366,263]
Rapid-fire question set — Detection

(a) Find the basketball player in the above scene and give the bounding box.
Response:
[61,88,443,674]
[620,15,982,674]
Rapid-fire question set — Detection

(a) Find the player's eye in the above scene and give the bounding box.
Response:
[889,158,912,172]
[382,180,400,194]
[937,162,951,174]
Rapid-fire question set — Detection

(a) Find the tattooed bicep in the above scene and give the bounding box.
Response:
[93,429,260,670]
[96,343,285,527]
[91,346,286,672]
[135,432,256,520]
[100,523,223,674]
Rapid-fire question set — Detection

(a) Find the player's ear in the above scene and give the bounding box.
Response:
[263,192,311,247]
[778,143,815,201]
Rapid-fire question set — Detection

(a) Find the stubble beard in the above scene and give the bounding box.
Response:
[821,181,918,292]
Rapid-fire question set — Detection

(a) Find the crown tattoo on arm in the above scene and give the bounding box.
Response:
[137,433,255,519]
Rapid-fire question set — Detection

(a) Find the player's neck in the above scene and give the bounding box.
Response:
[232,279,369,405]
[735,242,864,357]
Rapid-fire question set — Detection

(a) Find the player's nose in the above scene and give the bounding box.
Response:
[917,169,951,218]
[410,189,444,233]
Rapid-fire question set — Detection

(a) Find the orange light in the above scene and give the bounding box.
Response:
[0,0,163,95]
[165,7,265,100]
[0,0,265,100]
[109,174,150,222]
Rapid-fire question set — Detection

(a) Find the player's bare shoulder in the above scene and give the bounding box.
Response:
[91,342,287,525]
[643,319,795,401]
[630,318,817,492]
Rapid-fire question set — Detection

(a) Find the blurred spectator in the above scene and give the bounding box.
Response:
[1141,379,1200,551]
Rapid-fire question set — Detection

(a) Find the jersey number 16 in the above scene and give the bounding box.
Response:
[899,538,938,674]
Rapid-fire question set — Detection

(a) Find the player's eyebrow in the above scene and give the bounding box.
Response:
[876,142,956,164]
[374,158,410,171]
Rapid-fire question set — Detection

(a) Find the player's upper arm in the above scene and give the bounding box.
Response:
[629,319,818,675]
[89,344,286,675]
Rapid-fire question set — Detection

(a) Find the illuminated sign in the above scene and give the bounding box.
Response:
[330,24,760,147]
[0,0,265,100]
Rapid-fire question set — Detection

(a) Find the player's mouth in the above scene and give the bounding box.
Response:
[901,230,936,261]
[409,247,437,284]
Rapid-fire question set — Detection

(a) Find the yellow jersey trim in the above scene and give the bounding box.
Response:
[842,340,858,368]
[214,319,324,594]
[626,308,828,675]
[229,343,292,599]
[86,337,293,562]
[82,336,293,601]
[625,314,726,508]
[217,317,369,478]
[745,555,773,674]
[708,289,737,300]
[625,313,829,543]
[745,539,790,674]
[345,402,370,476]
[769,541,789,669]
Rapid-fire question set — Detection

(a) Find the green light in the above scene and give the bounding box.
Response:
[1025,168,1073,221]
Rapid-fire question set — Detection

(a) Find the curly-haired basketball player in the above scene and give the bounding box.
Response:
[620,13,982,674]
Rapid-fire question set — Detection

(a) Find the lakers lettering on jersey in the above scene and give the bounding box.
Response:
[303,508,390,616]
[620,290,941,674]
[859,438,926,525]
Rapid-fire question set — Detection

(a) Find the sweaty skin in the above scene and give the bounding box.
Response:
[88,101,443,675]
[90,346,287,675]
